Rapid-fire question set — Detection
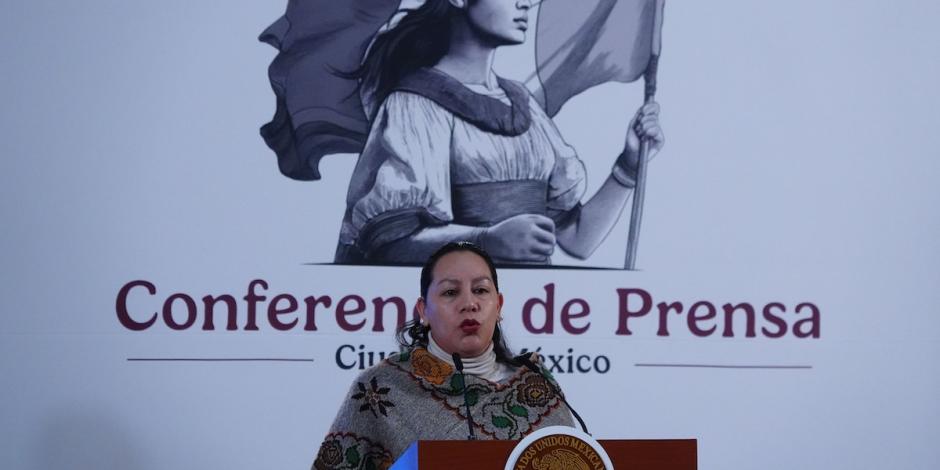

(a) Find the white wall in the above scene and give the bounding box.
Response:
[1,1,938,469]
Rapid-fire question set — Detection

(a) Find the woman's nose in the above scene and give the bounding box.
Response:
[517,0,533,10]
[459,293,479,312]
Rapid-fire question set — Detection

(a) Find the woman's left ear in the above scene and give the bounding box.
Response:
[497,293,504,321]
[416,297,429,325]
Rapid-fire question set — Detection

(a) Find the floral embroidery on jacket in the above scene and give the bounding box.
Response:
[409,348,454,385]
[390,348,564,439]
[352,376,395,418]
[313,433,393,470]
[515,375,554,407]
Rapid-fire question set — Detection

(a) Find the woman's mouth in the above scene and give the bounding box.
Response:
[460,319,481,333]
[515,18,528,31]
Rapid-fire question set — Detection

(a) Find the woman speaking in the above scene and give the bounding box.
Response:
[312,243,575,469]
[335,0,664,265]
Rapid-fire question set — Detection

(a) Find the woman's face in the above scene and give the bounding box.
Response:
[418,250,503,358]
[463,0,532,46]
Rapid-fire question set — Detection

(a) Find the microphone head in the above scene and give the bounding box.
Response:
[513,354,540,373]
[451,352,464,371]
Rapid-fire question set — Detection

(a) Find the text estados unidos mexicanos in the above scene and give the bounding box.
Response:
[115,280,821,338]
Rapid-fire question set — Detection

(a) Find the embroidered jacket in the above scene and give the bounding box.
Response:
[311,348,575,470]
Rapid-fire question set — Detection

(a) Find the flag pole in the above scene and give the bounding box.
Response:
[624,0,664,270]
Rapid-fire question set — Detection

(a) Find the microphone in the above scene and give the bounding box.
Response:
[451,352,477,440]
[514,354,591,436]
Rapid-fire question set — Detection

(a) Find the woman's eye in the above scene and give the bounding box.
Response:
[474,287,489,294]
[442,289,457,296]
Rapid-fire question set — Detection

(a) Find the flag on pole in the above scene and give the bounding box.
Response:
[534,0,666,269]
[260,0,665,180]
[534,0,665,117]
[259,0,399,181]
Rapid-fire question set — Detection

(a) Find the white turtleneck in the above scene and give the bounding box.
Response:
[428,333,514,383]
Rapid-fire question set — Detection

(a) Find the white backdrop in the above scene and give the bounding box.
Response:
[2,1,939,469]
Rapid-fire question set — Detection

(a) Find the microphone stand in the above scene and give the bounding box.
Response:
[451,353,477,440]
[515,354,591,436]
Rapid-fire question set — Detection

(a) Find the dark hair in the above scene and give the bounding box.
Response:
[419,241,498,298]
[396,242,517,365]
[354,0,458,116]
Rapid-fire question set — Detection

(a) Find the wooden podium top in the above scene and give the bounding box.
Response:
[394,438,697,469]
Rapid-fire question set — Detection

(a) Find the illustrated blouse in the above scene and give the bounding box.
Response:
[311,348,576,470]
[335,68,587,263]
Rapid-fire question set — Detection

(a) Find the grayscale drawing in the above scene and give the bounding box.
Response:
[261,0,666,268]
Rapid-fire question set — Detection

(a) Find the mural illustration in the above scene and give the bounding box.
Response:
[261,0,666,268]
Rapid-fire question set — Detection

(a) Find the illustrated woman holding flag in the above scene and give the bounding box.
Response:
[333,0,665,265]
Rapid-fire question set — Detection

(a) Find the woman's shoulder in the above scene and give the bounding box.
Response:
[347,351,408,378]
[515,351,561,381]
[378,89,452,115]
[388,68,531,136]
[342,348,434,381]
[371,89,455,134]
[334,353,413,404]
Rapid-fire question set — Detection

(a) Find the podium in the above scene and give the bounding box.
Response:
[391,439,697,469]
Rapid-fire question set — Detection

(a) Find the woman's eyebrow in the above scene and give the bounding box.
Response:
[437,277,493,285]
